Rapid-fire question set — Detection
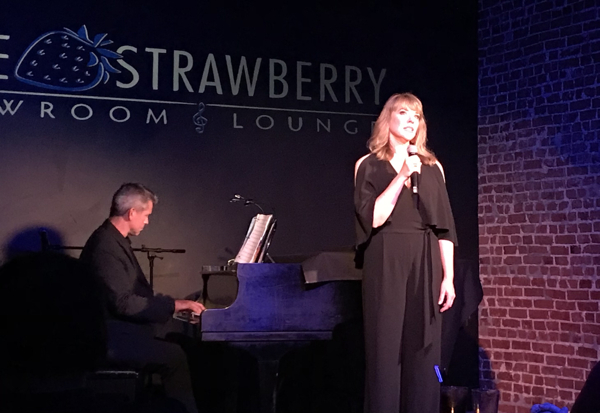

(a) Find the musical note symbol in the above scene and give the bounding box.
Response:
[193,102,208,133]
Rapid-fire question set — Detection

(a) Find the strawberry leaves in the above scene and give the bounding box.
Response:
[77,26,91,43]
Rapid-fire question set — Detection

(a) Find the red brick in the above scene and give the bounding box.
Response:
[533,299,554,309]
[497,298,513,307]
[504,256,523,265]
[531,386,544,396]
[496,381,513,392]
[494,276,512,286]
[549,311,570,321]
[567,290,590,300]
[563,333,582,344]
[545,387,559,399]
[550,245,569,255]
[576,347,598,359]
[492,339,511,349]
[528,353,545,364]
[566,280,579,289]
[546,356,567,366]
[546,321,560,331]
[528,246,549,255]
[541,366,561,376]
[577,301,599,312]
[553,344,575,355]
[558,390,574,401]
[512,341,531,351]
[517,329,536,340]
[582,324,600,335]
[483,286,497,296]
[502,318,520,328]
[562,367,585,380]
[532,342,552,353]
[509,309,528,318]
[534,235,553,245]
[555,235,577,244]
[528,364,541,375]
[555,300,576,310]
[497,371,515,381]
[504,287,524,296]
[560,322,582,333]
[524,288,545,297]
[513,362,528,373]
[511,277,531,286]
[545,289,566,299]
[531,278,546,287]
[523,255,543,264]
[567,358,592,369]
[490,308,508,317]
[514,299,533,308]
[529,310,550,319]
[557,378,575,389]
[571,313,584,323]
[583,244,600,254]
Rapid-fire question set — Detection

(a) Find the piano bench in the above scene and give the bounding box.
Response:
[87,369,140,404]
[87,369,165,404]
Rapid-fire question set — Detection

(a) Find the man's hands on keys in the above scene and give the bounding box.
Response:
[175,299,206,316]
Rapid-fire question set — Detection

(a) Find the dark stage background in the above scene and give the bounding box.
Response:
[0,1,478,301]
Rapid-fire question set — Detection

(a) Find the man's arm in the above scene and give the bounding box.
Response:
[88,247,176,323]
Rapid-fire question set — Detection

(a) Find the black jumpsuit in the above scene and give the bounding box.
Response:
[354,154,457,413]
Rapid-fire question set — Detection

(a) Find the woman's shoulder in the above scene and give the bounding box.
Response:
[434,161,445,181]
[354,153,376,176]
[354,153,385,183]
[422,160,446,182]
[355,153,370,169]
[355,152,381,170]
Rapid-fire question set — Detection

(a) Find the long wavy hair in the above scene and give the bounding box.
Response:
[367,93,437,164]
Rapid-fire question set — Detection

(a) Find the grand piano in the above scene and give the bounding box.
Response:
[174,212,480,412]
[178,260,363,413]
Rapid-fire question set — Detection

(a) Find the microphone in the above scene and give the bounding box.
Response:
[408,144,418,194]
[229,194,265,213]
[230,194,245,203]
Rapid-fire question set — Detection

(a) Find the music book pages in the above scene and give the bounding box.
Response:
[234,214,275,263]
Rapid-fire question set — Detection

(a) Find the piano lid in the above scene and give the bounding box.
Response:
[200,263,361,341]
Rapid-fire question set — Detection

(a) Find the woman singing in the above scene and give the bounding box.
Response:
[354,93,457,413]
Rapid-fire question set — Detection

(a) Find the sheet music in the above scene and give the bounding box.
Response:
[235,214,275,263]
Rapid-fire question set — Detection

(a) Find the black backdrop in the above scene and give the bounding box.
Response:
[0,0,477,302]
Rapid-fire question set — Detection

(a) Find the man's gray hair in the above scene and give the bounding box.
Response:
[109,183,158,217]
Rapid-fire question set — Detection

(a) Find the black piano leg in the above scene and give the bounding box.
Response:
[258,359,279,413]
[233,342,312,413]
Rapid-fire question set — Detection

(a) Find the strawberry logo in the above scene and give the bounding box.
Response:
[14,25,122,91]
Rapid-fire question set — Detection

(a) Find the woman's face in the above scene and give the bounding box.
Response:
[389,107,420,144]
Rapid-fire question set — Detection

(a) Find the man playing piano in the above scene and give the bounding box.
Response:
[80,183,205,413]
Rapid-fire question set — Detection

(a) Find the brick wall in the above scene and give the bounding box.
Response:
[478,1,600,412]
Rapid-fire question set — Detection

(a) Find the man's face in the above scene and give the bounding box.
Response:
[128,201,153,236]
